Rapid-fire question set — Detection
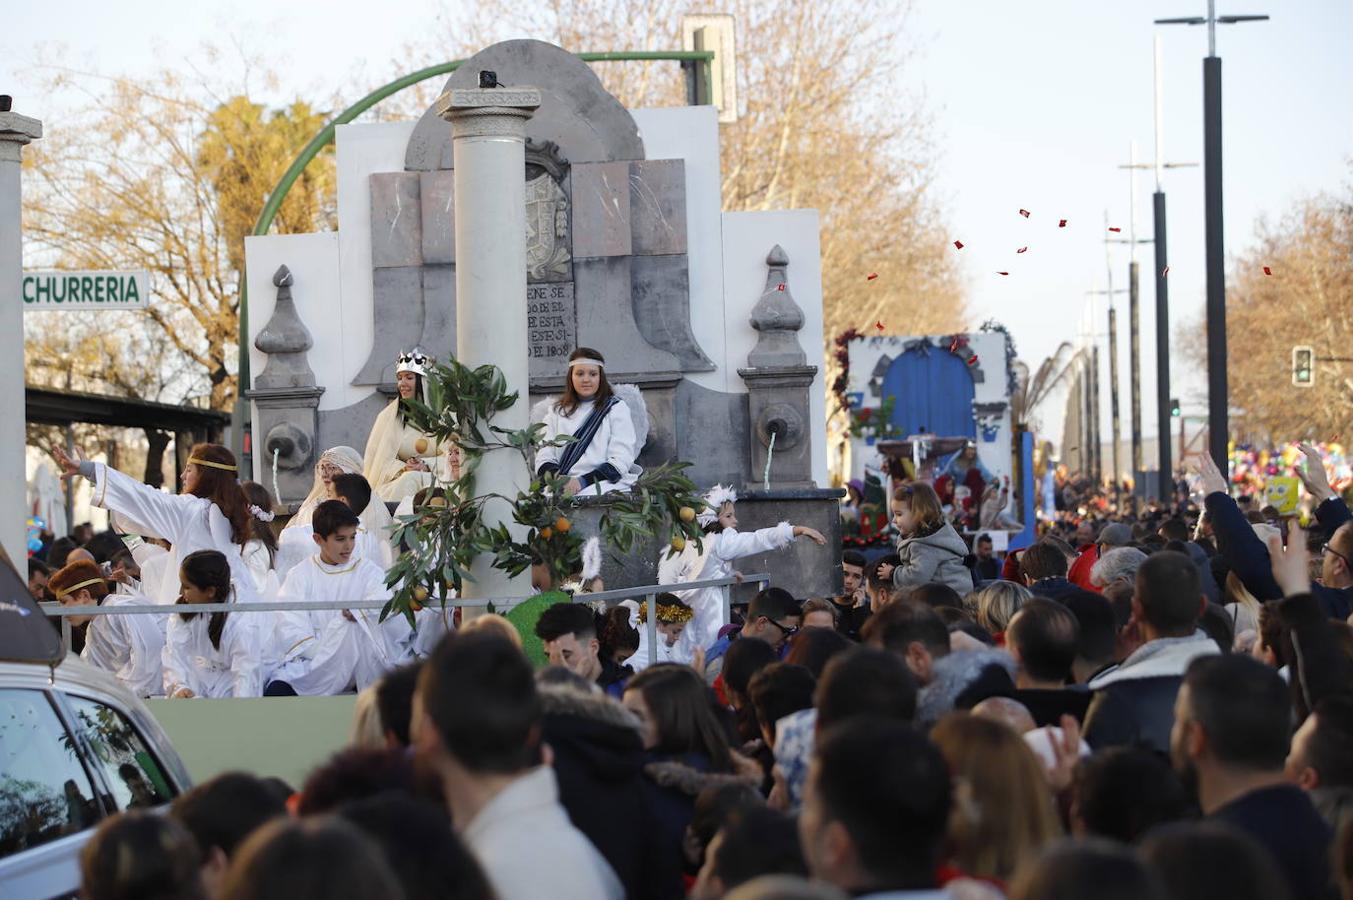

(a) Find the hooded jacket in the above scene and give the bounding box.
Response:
[1083,633,1219,752]
[538,684,683,900]
[894,521,975,596]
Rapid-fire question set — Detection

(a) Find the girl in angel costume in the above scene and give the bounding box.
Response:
[163,550,263,699]
[53,443,263,609]
[621,592,696,673]
[664,484,827,658]
[363,347,458,503]
[50,559,166,698]
[276,446,396,579]
[533,347,644,496]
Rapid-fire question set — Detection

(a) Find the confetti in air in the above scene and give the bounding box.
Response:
[1019,208,1031,218]
[875,321,885,331]
[776,283,785,291]
[954,240,964,250]
[996,271,1010,276]
[867,272,879,281]
[1016,247,1028,254]
[1108,227,1122,233]
[1162,266,1170,277]
[1263,266,1273,276]
[1058,219,1068,228]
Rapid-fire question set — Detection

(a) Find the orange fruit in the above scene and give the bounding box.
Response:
[540,527,553,540]
[670,535,687,552]
[555,516,571,533]
[679,506,696,523]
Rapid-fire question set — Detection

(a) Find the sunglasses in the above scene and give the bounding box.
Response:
[763,618,800,639]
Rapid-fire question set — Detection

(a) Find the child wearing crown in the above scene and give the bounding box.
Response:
[623,592,696,672]
[362,347,457,502]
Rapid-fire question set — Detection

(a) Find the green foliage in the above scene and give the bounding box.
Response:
[384,357,706,623]
[848,395,902,441]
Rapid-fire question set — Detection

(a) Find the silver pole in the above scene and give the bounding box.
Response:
[646,593,658,668]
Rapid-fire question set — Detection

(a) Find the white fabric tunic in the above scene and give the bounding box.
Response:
[675,523,796,654]
[363,402,455,502]
[162,606,262,698]
[86,462,252,606]
[534,398,639,494]
[81,592,167,698]
[275,525,393,583]
[267,555,414,695]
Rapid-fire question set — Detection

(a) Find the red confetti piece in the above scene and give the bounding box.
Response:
[875,321,885,331]
[949,339,960,352]
[1016,246,1028,254]
[967,355,979,365]
[776,283,785,291]
[1263,266,1272,276]
[996,271,1010,276]
[1058,219,1067,228]
[1162,265,1170,277]
[866,272,878,281]
[1108,227,1122,233]
[1019,208,1030,218]
[954,240,964,250]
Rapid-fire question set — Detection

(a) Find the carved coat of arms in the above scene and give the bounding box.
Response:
[525,139,571,282]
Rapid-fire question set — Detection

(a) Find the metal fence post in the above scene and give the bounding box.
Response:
[721,584,731,629]
[646,593,658,668]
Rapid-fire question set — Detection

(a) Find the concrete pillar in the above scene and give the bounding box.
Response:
[0,105,42,565]
[436,81,540,603]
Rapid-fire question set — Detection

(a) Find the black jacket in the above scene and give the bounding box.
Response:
[1029,576,1080,602]
[539,685,682,900]
[1212,785,1337,900]
[1206,491,1353,618]
[1012,687,1093,727]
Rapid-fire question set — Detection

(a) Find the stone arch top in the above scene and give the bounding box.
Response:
[404,40,646,171]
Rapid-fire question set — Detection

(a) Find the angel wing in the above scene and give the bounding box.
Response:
[611,383,651,453]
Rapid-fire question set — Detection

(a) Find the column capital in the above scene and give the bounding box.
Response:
[435,86,540,140]
[0,111,42,162]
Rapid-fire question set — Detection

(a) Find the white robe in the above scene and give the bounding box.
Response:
[267,555,414,695]
[242,539,281,597]
[675,523,796,654]
[626,628,691,673]
[534,398,639,494]
[162,606,262,698]
[87,462,253,606]
[274,525,393,583]
[81,593,167,698]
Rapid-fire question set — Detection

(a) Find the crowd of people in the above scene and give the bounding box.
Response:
[26,344,1353,898]
[59,439,1353,898]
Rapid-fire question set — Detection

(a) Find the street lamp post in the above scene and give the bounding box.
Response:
[1156,2,1269,473]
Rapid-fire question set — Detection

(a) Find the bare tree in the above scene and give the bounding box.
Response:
[1187,171,1353,441]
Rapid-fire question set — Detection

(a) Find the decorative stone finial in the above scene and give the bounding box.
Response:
[746,245,806,367]
[254,264,317,389]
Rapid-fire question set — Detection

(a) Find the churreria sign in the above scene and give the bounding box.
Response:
[21,270,149,311]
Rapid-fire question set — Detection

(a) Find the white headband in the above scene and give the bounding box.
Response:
[568,357,605,369]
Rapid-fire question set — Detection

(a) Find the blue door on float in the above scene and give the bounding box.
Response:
[882,346,976,438]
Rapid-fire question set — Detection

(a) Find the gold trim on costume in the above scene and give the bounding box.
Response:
[55,577,105,599]
[188,456,238,472]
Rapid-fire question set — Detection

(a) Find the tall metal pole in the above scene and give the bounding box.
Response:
[1108,306,1121,505]
[1203,51,1227,471]
[1156,3,1270,471]
[1129,260,1142,493]
[1091,345,1102,483]
[1153,37,1174,500]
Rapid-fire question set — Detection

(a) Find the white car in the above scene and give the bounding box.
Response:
[0,562,192,900]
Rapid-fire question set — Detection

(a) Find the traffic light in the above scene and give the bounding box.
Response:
[1292,346,1315,387]
[1170,397,1181,417]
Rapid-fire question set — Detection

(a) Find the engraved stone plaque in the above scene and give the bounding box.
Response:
[527,282,576,374]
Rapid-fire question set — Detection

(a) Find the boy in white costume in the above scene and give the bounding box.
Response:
[266,500,414,696]
[535,347,639,496]
[670,485,827,656]
[51,559,166,698]
[163,550,263,699]
[623,593,697,673]
[277,447,396,579]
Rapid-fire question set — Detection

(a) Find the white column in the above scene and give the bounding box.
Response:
[437,84,540,604]
[0,108,43,566]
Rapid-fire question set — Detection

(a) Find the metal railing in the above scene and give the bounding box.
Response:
[42,572,770,669]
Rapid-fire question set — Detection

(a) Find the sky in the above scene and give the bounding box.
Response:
[4,0,1351,450]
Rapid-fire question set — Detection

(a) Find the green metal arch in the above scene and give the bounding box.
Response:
[237,49,714,426]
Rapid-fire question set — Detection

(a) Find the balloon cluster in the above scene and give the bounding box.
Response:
[25,516,46,555]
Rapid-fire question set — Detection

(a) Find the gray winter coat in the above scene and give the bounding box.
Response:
[893,521,975,596]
